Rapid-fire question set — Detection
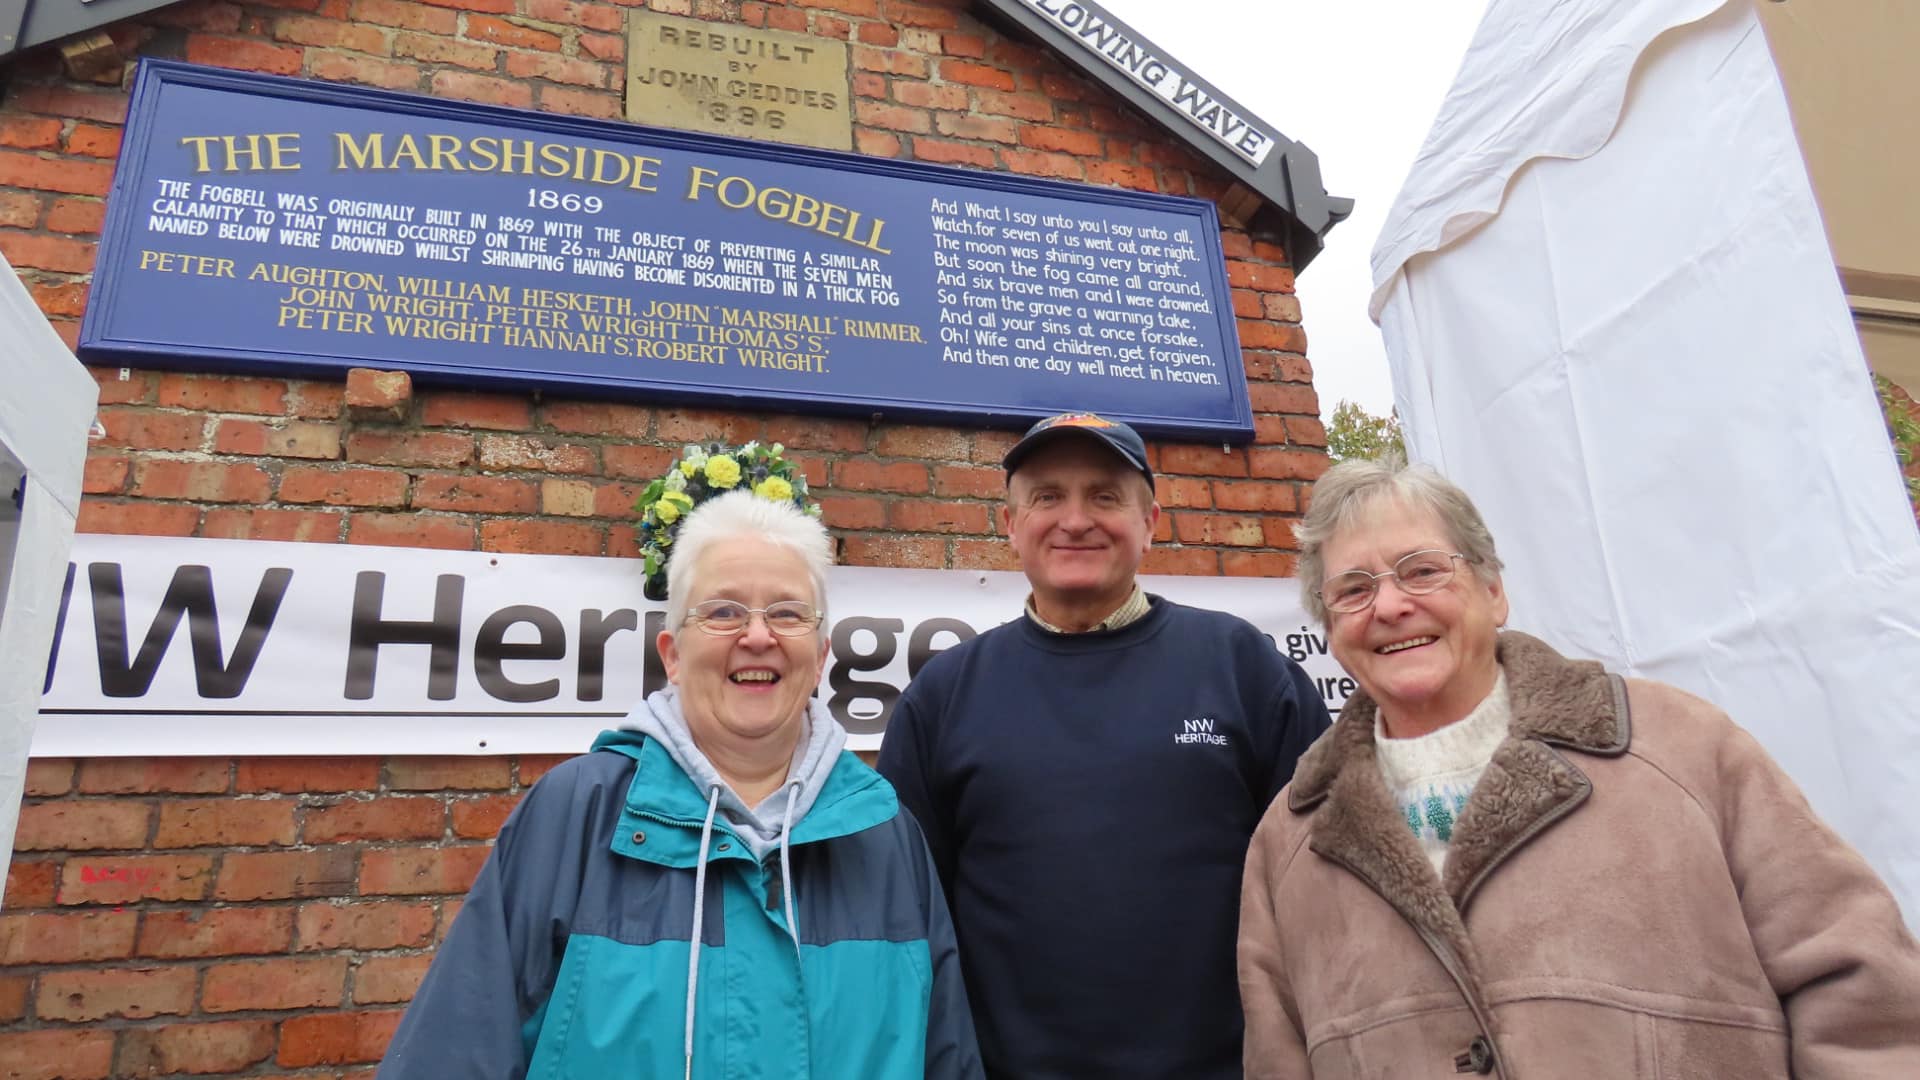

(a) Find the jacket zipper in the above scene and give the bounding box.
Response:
[1317,846,1508,1079]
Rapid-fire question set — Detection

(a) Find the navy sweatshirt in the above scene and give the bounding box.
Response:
[878,597,1330,1080]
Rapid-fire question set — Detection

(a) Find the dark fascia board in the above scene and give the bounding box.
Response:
[1,0,194,59]
[975,0,1351,269]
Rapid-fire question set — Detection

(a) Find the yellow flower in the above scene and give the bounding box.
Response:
[655,491,694,524]
[679,459,700,478]
[754,476,794,502]
[704,455,742,489]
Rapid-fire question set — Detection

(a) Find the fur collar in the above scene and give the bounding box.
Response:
[1281,631,1633,1021]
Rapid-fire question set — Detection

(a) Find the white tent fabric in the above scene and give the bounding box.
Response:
[1371,0,1920,923]
[0,251,96,904]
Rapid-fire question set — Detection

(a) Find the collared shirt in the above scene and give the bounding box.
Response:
[1024,584,1151,634]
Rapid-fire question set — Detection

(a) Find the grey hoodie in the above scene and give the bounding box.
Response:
[620,688,848,861]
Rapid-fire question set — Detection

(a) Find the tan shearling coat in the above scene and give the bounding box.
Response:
[1239,632,1920,1079]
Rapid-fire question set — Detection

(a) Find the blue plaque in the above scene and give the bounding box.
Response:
[82,61,1254,440]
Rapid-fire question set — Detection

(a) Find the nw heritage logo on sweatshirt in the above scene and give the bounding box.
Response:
[1174,717,1230,747]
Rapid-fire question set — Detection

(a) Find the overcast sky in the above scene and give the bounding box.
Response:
[1097,1,1485,420]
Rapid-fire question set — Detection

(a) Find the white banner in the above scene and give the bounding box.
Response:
[36,534,1347,756]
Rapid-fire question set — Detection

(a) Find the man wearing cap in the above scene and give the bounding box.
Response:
[878,412,1330,1079]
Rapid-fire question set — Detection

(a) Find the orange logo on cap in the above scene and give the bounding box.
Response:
[1041,412,1116,430]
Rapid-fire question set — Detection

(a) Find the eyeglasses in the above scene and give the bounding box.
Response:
[1317,550,1468,614]
[684,599,822,637]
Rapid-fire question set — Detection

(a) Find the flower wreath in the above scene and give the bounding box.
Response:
[633,441,821,600]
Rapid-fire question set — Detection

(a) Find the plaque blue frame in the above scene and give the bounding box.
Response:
[83,60,1254,441]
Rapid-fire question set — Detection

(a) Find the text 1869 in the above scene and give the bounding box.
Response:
[527,189,604,213]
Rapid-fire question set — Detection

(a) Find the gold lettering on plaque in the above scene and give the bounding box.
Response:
[625,12,853,152]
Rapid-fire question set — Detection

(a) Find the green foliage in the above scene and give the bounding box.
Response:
[1874,375,1920,504]
[1325,399,1405,464]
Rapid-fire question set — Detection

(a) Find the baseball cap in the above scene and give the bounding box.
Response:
[1002,412,1153,487]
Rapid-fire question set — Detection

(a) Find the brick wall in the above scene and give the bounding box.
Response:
[1,0,1327,1074]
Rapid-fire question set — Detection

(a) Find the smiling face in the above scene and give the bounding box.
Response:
[1002,437,1159,621]
[1322,498,1509,737]
[656,536,828,757]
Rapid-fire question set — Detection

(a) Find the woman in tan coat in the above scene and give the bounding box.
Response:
[1239,458,1920,1078]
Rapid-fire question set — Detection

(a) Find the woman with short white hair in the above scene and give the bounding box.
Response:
[382,489,983,1080]
[1238,457,1920,1078]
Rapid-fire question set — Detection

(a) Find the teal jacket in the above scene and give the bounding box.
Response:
[378,729,982,1079]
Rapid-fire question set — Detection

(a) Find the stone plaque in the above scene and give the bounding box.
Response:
[626,12,852,152]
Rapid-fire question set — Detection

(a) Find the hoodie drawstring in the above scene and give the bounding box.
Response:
[684,784,720,1080]
[779,778,803,960]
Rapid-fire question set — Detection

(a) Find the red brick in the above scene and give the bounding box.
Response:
[939,59,1014,91]
[931,465,1002,499]
[504,51,606,87]
[1249,448,1328,481]
[1284,416,1328,448]
[541,401,651,437]
[1142,547,1220,575]
[1222,551,1298,578]
[420,390,531,430]
[0,910,136,963]
[306,797,445,842]
[1238,320,1308,353]
[817,494,885,530]
[158,373,289,414]
[78,500,201,536]
[395,30,500,70]
[5,861,57,909]
[1212,480,1299,514]
[216,849,358,901]
[346,430,475,468]
[149,0,246,31]
[296,900,437,950]
[138,907,294,958]
[839,535,944,568]
[852,73,890,102]
[45,197,105,234]
[186,33,305,74]
[832,459,928,493]
[796,0,878,15]
[131,459,273,503]
[1085,160,1156,191]
[855,101,931,134]
[942,30,987,58]
[7,84,128,124]
[97,408,204,451]
[911,138,996,168]
[63,123,121,158]
[80,454,123,497]
[410,474,538,514]
[58,854,213,904]
[289,380,345,419]
[237,757,381,792]
[387,757,512,791]
[1000,149,1081,180]
[765,416,870,453]
[0,117,61,149]
[36,965,195,1021]
[887,0,959,28]
[0,150,113,196]
[1249,382,1319,416]
[354,954,432,1004]
[466,13,562,49]
[119,1020,277,1076]
[479,519,603,555]
[278,466,410,507]
[347,512,476,550]
[344,368,412,419]
[350,0,458,32]
[523,0,619,31]
[518,754,574,786]
[309,51,425,90]
[0,232,96,272]
[202,507,346,542]
[14,801,150,851]
[1157,444,1250,478]
[0,1030,114,1080]
[857,22,899,45]
[1225,261,1296,293]
[76,757,227,795]
[0,976,26,1021]
[212,418,342,459]
[277,1009,405,1067]
[273,12,387,51]
[653,408,762,445]
[1173,513,1265,547]
[888,502,991,535]
[24,759,76,796]
[359,846,490,895]
[1152,476,1213,509]
[976,90,1053,124]
[155,798,298,847]
[951,538,1018,570]
[203,956,349,1012]
[594,444,670,483]
[451,793,520,838]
